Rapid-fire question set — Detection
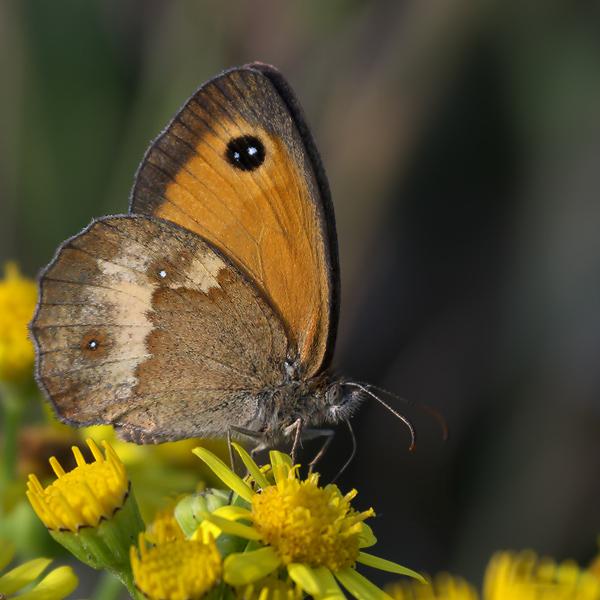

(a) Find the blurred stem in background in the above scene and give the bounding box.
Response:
[0,383,26,508]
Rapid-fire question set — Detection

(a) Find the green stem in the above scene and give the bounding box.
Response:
[0,382,25,493]
[92,572,127,600]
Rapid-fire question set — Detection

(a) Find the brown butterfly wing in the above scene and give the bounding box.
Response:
[129,63,339,378]
[31,215,288,442]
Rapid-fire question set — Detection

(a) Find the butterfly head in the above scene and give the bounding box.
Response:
[323,380,364,423]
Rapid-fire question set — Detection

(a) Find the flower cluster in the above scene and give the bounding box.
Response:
[25,440,423,600]
[388,550,600,600]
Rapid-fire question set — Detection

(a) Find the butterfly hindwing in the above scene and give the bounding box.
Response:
[31,215,289,442]
[130,63,339,377]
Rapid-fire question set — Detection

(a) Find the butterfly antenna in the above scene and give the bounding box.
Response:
[343,382,416,451]
[332,420,357,484]
[353,381,448,442]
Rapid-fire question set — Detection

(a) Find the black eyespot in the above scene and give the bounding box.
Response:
[87,339,99,351]
[226,135,265,171]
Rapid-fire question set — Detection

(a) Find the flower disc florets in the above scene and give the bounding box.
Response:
[131,534,222,600]
[251,471,374,570]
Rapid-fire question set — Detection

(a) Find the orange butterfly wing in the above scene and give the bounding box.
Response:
[129,63,339,377]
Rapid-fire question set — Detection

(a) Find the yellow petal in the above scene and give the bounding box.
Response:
[335,568,393,600]
[358,523,377,549]
[204,513,262,541]
[232,443,270,488]
[15,566,78,600]
[357,552,426,583]
[288,564,344,599]
[194,506,253,541]
[193,447,253,502]
[195,520,222,541]
[0,558,52,596]
[224,546,282,586]
[212,505,254,521]
[269,451,292,484]
[0,541,15,571]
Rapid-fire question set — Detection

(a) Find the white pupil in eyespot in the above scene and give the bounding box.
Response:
[248,146,257,156]
[158,269,167,278]
[88,340,98,350]
[233,151,241,160]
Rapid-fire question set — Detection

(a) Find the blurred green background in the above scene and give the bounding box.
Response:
[2,0,600,588]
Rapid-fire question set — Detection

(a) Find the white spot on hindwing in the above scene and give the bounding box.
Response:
[186,249,226,293]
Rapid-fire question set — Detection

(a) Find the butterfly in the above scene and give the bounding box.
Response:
[31,62,414,462]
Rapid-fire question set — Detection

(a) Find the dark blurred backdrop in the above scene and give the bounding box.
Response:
[2,0,600,587]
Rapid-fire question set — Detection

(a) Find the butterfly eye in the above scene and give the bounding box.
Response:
[226,135,265,171]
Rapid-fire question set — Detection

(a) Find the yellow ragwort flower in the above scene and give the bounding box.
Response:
[388,573,477,600]
[484,551,600,600]
[236,575,303,600]
[194,444,424,600]
[0,540,77,600]
[388,551,600,600]
[146,507,185,545]
[130,532,222,600]
[0,262,37,382]
[26,438,128,531]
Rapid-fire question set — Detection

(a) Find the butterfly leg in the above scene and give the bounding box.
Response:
[302,428,335,474]
[285,418,303,464]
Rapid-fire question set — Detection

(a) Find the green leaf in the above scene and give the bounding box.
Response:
[357,552,426,582]
[224,546,281,585]
[193,447,253,502]
[335,568,393,600]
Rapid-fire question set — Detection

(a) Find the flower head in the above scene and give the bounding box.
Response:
[146,507,185,544]
[0,540,77,600]
[26,438,128,531]
[193,444,424,600]
[236,575,303,600]
[0,262,37,382]
[26,438,144,580]
[484,551,600,600]
[251,469,371,570]
[388,551,600,600]
[130,532,222,600]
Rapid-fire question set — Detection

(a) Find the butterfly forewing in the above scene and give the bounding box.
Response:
[32,215,289,442]
[130,64,339,377]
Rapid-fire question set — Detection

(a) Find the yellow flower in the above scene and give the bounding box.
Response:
[484,551,600,600]
[130,532,222,600]
[146,507,185,544]
[0,262,37,382]
[0,540,77,600]
[388,551,600,600]
[26,438,144,583]
[388,574,477,599]
[82,425,226,521]
[194,445,424,600]
[26,438,128,531]
[236,575,303,600]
